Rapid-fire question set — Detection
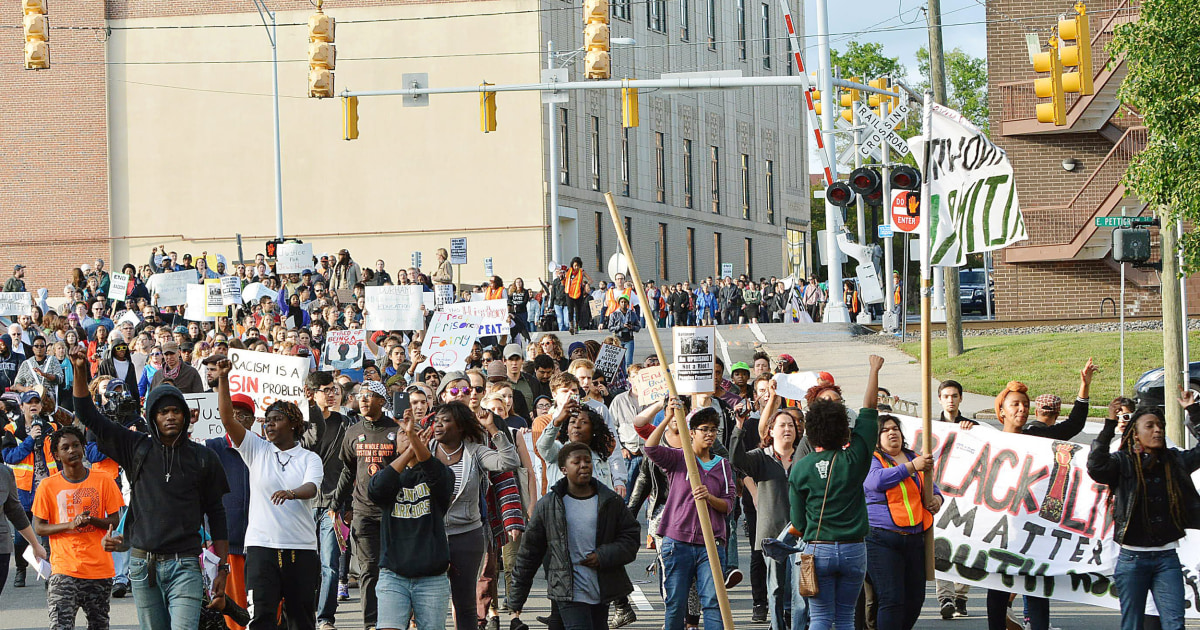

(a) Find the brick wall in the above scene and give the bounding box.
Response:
[0,2,109,295]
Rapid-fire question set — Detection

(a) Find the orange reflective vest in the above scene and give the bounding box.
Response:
[4,420,59,492]
[564,269,585,299]
[485,286,505,301]
[872,451,932,530]
[605,288,633,314]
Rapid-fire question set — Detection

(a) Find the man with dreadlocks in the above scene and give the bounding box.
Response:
[1087,391,1200,630]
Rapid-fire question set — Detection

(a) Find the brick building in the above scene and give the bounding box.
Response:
[0,0,810,295]
[987,0,1198,319]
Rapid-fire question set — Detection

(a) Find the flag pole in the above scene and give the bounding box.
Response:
[918,92,936,581]
[603,192,736,629]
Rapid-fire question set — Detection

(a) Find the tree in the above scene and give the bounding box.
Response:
[916,46,989,135]
[1110,0,1200,271]
[830,41,906,82]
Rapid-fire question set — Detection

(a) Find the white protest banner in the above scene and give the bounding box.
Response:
[449,238,468,265]
[185,284,215,322]
[435,284,456,306]
[228,348,310,421]
[147,269,199,307]
[108,273,130,302]
[0,292,32,317]
[321,329,366,371]
[443,299,510,336]
[204,279,226,317]
[894,415,1200,616]
[221,276,242,307]
[419,312,479,373]
[593,343,626,381]
[275,242,314,274]
[633,365,670,406]
[908,102,1028,267]
[672,326,715,394]
[364,285,424,331]
[241,282,275,304]
[771,371,820,401]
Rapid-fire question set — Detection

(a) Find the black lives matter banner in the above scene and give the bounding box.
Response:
[896,416,1200,617]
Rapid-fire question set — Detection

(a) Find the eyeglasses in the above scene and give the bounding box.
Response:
[318,386,339,395]
[692,426,719,434]
[447,386,470,396]
[1117,412,1133,423]
[32,343,46,348]
[470,385,485,394]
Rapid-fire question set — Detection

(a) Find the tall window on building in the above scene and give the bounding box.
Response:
[706,0,717,50]
[621,127,631,197]
[658,223,669,280]
[595,212,605,271]
[655,132,666,203]
[624,216,633,243]
[612,0,631,21]
[680,0,690,40]
[765,159,776,224]
[744,238,754,278]
[740,154,751,220]
[590,116,601,191]
[687,227,696,283]
[714,232,723,277]
[737,0,747,60]
[710,146,720,214]
[786,226,807,278]
[648,0,666,33]
[683,139,694,209]
[558,108,570,186]
[761,3,772,69]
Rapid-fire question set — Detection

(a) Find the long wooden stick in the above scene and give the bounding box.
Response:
[918,93,936,581]
[604,192,735,629]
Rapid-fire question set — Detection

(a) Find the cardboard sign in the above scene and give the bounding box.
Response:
[147,269,199,307]
[321,329,366,371]
[185,284,215,322]
[593,343,626,381]
[0,292,32,316]
[228,348,310,420]
[204,279,227,317]
[108,273,130,302]
[633,365,669,406]
[450,238,468,265]
[418,312,479,373]
[276,242,313,274]
[221,276,243,307]
[442,299,510,336]
[364,285,424,331]
[672,326,715,394]
[589,299,604,320]
[435,284,456,306]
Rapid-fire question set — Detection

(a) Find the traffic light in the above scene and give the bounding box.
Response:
[1033,35,1066,125]
[307,4,336,98]
[867,78,892,117]
[812,89,822,115]
[890,165,921,191]
[23,0,49,70]
[837,82,858,122]
[265,239,281,259]
[826,181,855,207]
[848,167,883,205]
[622,87,639,128]
[1058,2,1093,96]
[1113,228,1151,263]
[583,0,610,79]
[343,96,359,140]
[480,83,497,133]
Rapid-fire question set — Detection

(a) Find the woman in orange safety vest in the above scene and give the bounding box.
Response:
[561,257,591,334]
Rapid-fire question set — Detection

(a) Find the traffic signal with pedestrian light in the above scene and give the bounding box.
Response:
[343,96,359,140]
[480,84,497,133]
[1113,228,1151,263]
[848,167,883,205]
[826,181,855,207]
[1033,35,1066,125]
[1058,2,1093,96]
[307,4,336,98]
[622,87,639,128]
[890,165,921,191]
[265,239,281,259]
[23,0,49,70]
[583,0,610,79]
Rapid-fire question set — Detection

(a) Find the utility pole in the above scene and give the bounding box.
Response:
[927,0,963,355]
[1162,211,1185,444]
[546,41,561,266]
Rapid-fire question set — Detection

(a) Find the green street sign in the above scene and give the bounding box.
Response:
[1095,216,1132,228]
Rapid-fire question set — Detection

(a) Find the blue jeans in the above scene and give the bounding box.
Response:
[128,553,205,630]
[807,541,867,630]
[376,568,451,630]
[112,507,130,586]
[1113,547,1184,630]
[769,556,809,630]
[314,508,342,624]
[555,305,570,331]
[661,536,726,630]
[865,528,925,630]
[622,340,635,367]
[625,454,643,493]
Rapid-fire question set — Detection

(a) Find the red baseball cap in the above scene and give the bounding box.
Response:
[817,371,835,385]
[230,394,256,413]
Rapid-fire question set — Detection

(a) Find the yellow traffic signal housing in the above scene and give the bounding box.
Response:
[23,0,48,70]
[1058,2,1093,96]
[622,87,639,128]
[480,83,497,133]
[308,7,336,98]
[839,78,861,107]
[840,108,853,123]
[583,0,610,79]
[343,96,359,140]
[1034,35,1066,126]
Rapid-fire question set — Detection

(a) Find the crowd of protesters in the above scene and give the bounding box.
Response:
[1,249,1197,630]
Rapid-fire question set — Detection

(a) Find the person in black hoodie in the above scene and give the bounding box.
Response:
[509,442,640,630]
[367,411,454,630]
[301,370,350,630]
[68,344,230,630]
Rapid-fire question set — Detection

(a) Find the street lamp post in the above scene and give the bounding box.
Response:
[251,0,285,240]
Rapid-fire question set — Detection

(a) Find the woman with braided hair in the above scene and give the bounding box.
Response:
[1088,392,1200,630]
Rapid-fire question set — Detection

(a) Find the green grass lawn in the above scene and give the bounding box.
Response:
[899,330,1200,409]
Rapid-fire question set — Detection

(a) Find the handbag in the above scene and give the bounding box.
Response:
[797,453,837,597]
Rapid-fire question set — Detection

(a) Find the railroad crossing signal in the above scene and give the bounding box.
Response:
[853,101,910,158]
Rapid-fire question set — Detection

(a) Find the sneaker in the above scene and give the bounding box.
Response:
[940,600,956,620]
[610,601,637,628]
[318,622,337,630]
[337,582,350,601]
[1004,607,1023,630]
[112,582,129,599]
[955,599,969,618]
[751,603,768,623]
[14,567,25,588]
[724,568,743,589]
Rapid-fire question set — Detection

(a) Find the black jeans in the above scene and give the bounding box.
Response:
[351,515,382,629]
[987,590,1048,630]
[448,527,487,630]
[865,528,925,630]
[245,547,320,630]
[558,601,609,630]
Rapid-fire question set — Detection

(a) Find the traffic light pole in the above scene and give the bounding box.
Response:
[252,0,285,241]
[546,41,561,266]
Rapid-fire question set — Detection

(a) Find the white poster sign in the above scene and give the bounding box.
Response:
[321,329,366,371]
[418,312,479,373]
[147,269,199,307]
[185,284,215,322]
[185,393,250,443]
[435,284,456,306]
[228,348,310,421]
[108,273,130,303]
[449,238,468,265]
[771,371,819,402]
[721,263,734,279]
[593,343,626,381]
[364,285,425,331]
[0,292,32,317]
[442,299,510,336]
[671,326,715,394]
[275,242,314,274]
[204,279,226,317]
[484,257,494,278]
[221,276,243,307]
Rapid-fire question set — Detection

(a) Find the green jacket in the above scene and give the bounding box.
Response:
[788,408,878,542]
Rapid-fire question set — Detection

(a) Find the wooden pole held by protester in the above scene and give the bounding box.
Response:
[917,92,936,581]
[604,192,736,629]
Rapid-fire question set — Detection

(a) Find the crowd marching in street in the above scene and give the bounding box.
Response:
[2,247,1199,630]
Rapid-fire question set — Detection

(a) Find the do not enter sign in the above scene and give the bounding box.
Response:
[891,190,921,233]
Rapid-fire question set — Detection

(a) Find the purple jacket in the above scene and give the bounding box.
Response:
[863,448,941,534]
[644,445,736,545]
